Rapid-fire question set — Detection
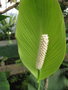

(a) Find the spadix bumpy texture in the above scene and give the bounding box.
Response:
[36,34,49,70]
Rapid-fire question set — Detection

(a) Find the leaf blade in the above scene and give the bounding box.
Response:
[16,0,66,80]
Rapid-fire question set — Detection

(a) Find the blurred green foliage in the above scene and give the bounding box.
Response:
[0,72,10,90]
[0,15,8,21]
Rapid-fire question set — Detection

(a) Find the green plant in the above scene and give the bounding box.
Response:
[0,15,8,21]
[16,1,66,90]
[0,0,67,90]
[0,16,16,40]
[16,0,66,82]
[0,72,10,90]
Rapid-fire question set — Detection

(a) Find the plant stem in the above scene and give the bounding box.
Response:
[38,70,41,90]
[38,80,41,90]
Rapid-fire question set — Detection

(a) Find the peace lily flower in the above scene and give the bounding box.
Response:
[36,34,49,70]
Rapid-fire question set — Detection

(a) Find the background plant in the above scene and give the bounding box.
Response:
[0,16,16,40]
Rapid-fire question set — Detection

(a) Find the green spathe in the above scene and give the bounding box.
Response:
[16,0,66,80]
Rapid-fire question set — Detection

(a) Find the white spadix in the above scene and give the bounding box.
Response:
[36,34,49,70]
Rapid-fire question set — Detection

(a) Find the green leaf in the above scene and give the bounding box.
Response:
[0,15,8,21]
[28,84,36,90]
[16,0,66,80]
[48,70,65,90]
[0,72,10,90]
